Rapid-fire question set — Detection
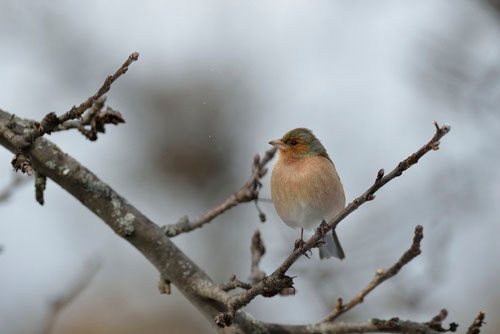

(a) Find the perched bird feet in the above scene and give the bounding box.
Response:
[294,229,312,258]
[313,220,329,249]
[317,220,330,236]
[294,238,311,258]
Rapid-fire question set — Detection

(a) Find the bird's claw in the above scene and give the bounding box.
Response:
[317,220,330,236]
[294,237,312,258]
[314,220,329,249]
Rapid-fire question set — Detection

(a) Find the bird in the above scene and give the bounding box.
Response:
[269,128,346,259]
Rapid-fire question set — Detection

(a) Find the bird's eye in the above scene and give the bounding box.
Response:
[291,140,298,146]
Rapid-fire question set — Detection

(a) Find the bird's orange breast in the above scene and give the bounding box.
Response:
[270,154,345,230]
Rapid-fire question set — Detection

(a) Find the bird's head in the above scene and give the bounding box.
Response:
[269,128,328,159]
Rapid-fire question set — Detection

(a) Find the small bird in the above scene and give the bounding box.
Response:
[269,128,346,259]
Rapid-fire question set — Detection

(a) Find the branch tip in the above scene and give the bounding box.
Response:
[376,168,384,182]
[322,225,424,322]
[19,52,138,147]
[466,311,485,334]
[162,147,277,236]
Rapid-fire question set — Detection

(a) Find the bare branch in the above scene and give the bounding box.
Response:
[424,309,459,333]
[322,225,424,322]
[21,52,138,148]
[162,148,277,237]
[466,312,485,334]
[219,275,252,292]
[52,97,125,141]
[214,122,451,327]
[41,259,100,334]
[240,316,447,334]
[1,109,481,333]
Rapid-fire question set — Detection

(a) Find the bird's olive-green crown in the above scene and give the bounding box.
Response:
[281,128,331,160]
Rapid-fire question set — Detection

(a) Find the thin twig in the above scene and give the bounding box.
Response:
[424,309,459,332]
[162,148,277,237]
[215,122,451,327]
[322,225,424,322]
[52,97,125,141]
[41,259,101,334]
[22,53,138,147]
[256,317,447,333]
[466,312,485,334]
[219,275,253,292]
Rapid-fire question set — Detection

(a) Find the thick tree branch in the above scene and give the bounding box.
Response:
[322,225,424,322]
[162,148,276,237]
[215,122,451,327]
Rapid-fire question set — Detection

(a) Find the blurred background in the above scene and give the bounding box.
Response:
[0,1,499,333]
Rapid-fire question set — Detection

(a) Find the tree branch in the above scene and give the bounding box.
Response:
[0,109,233,327]
[51,97,125,141]
[322,225,424,322]
[162,148,276,237]
[21,53,138,147]
[238,315,447,334]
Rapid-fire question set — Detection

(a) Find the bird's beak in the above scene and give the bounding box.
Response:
[268,139,286,150]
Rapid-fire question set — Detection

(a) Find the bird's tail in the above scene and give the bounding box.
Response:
[319,229,345,260]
